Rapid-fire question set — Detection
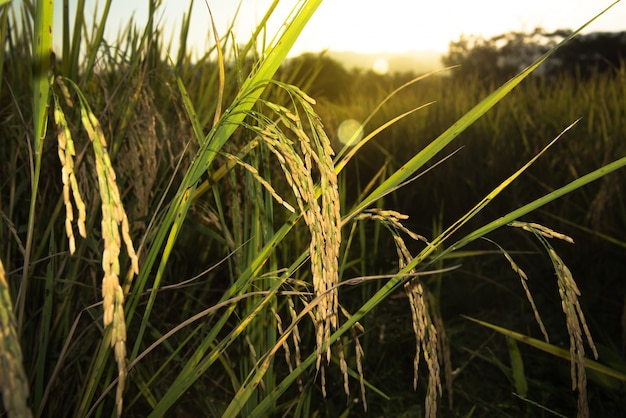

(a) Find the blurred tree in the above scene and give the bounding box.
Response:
[444,28,626,84]
[553,31,626,78]
[442,28,572,84]
[277,52,353,102]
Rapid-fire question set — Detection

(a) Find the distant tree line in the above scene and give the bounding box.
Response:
[442,28,626,84]
[277,53,418,103]
[275,29,626,102]
[276,53,354,102]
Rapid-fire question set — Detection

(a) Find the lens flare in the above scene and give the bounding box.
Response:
[337,119,364,146]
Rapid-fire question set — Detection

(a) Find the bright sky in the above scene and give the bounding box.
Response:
[50,0,626,57]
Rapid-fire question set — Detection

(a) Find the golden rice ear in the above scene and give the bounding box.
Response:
[509,221,574,243]
[509,221,597,418]
[287,297,304,392]
[252,87,341,392]
[405,280,441,418]
[64,88,139,417]
[221,153,295,213]
[500,244,549,342]
[338,305,368,410]
[550,248,597,418]
[354,207,443,416]
[0,259,33,418]
[52,76,137,415]
[53,82,87,255]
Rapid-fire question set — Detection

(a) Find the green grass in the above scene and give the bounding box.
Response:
[1,0,625,417]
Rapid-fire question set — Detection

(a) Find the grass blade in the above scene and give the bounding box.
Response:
[463,316,626,383]
[507,336,528,397]
[451,154,626,252]
[18,0,54,335]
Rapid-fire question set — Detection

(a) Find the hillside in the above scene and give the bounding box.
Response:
[325,49,444,73]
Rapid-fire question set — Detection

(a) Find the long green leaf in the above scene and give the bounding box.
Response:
[0,4,9,93]
[507,336,528,397]
[449,154,626,253]
[413,119,579,269]
[19,0,54,333]
[464,316,626,383]
[82,0,112,80]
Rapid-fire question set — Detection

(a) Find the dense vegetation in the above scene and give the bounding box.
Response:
[1,1,625,417]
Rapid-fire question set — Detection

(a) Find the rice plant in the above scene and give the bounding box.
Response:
[1,0,625,417]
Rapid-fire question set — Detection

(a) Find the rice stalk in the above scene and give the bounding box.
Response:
[287,296,304,392]
[52,77,139,417]
[486,237,550,342]
[510,221,598,418]
[246,84,341,381]
[337,304,367,410]
[391,213,442,418]
[504,221,578,347]
[52,79,87,255]
[509,221,575,243]
[0,259,33,418]
[550,248,598,418]
[272,304,292,369]
[355,207,441,415]
[354,209,429,243]
[352,322,366,410]
[220,153,296,213]
[426,215,455,410]
[273,297,305,393]
[404,280,441,418]
[111,87,163,226]
[83,107,137,417]
[336,336,349,400]
[430,300,453,409]
[212,82,343,415]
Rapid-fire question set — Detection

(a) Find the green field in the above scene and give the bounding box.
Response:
[1,1,625,417]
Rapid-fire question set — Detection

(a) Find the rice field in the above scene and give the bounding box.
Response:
[1,1,625,417]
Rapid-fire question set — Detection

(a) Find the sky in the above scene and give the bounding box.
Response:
[48,0,626,58]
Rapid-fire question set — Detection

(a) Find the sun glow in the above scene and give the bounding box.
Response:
[372,58,389,75]
[285,0,625,56]
[80,1,626,62]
